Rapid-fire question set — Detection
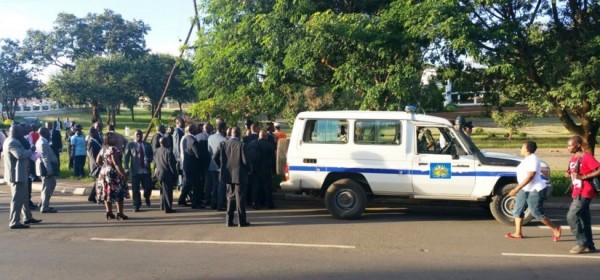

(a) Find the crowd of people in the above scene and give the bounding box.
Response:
[1,117,598,254]
[2,116,281,229]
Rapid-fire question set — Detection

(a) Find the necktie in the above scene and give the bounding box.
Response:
[138,141,145,168]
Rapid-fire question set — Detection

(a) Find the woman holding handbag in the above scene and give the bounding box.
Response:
[96,132,129,220]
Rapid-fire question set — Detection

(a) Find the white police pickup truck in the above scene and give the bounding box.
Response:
[280,110,551,225]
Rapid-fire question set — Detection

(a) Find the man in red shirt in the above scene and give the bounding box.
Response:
[565,135,600,254]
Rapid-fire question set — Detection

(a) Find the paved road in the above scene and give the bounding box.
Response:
[1,188,599,279]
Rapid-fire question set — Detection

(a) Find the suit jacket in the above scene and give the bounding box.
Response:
[50,129,62,155]
[153,146,178,186]
[255,139,276,177]
[180,134,201,174]
[151,132,164,153]
[124,140,154,176]
[36,137,59,176]
[3,136,33,183]
[213,137,248,184]
[243,133,258,144]
[172,127,184,162]
[111,131,128,154]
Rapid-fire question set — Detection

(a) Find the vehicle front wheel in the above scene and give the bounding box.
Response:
[489,183,533,226]
[324,179,367,219]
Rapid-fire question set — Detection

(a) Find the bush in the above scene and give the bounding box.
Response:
[445,103,458,112]
[519,132,527,138]
[550,171,571,197]
[474,127,484,135]
[504,133,510,138]
[486,132,496,139]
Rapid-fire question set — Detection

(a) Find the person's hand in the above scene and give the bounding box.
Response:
[30,146,36,152]
[508,189,518,197]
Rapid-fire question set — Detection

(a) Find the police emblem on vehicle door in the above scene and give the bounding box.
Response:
[430,163,451,179]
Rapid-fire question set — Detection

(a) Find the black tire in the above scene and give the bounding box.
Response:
[489,183,534,226]
[324,179,367,219]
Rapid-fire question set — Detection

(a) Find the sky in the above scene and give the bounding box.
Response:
[0,0,199,56]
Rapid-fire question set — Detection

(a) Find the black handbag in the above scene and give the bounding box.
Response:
[90,164,101,178]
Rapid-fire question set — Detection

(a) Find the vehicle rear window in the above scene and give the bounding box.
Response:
[302,119,348,144]
[355,120,401,145]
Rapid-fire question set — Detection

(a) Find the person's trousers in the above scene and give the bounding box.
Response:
[131,173,153,209]
[203,170,212,204]
[226,183,247,225]
[73,155,86,177]
[192,174,205,208]
[567,197,595,248]
[9,182,33,227]
[179,172,199,205]
[159,181,174,212]
[209,171,226,210]
[252,174,273,209]
[39,176,57,211]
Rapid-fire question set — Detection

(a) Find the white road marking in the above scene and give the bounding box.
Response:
[537,226,600,231]
[502,253,600,259]
[91,237,356,249]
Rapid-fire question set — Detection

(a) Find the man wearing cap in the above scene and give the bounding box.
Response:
[463,121,474,137]
[4,125,42,229]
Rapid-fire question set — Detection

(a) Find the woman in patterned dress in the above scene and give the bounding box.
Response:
[96,132,129,220]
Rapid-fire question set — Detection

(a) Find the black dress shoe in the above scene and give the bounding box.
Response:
[145,198,151,207]
[178,202,189,207]
[191,204,206,209]
[24,218,42,224]
[10,224,30,229]
[238,222,251,227]
[133,208,140,212]
[165,209,177,213]
[41,209,58,213]
[227,223,238,227]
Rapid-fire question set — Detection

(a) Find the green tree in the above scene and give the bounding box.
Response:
[45,55,135,124]
[0,39,41,120]
[491,111,531,142]
[414,0,600,153]
[23,9,150,69]
[193,0,434,123]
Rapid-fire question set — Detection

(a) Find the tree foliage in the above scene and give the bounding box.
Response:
[491,111,532,142]
[23,9,150,69]
[193,0,434,123]
[45,55,135,124]
[413,0,600,153]
[0,39,41,120]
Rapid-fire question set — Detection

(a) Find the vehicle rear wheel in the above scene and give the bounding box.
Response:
[325,179,367,219]
[489,183,533,226]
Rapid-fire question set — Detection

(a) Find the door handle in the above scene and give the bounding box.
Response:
[418,163,428,166]
[452,164,470,168]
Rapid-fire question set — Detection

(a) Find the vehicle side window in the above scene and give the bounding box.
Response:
[417,126,456,154]
[355,120,401,145]
[303,119,348,144]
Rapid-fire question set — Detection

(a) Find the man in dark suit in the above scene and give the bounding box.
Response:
[153,137,178,213]
[178,124,205,208]
[124,130,154,212]
[214,126,250,227]
[151,124,166,154]
[251,130,276,209]
[3,125,41,229]
[46,122,62,172]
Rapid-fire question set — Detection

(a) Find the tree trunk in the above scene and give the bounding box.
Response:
[158,107,162,120]
[178,101,183,113]
[111,108,117,126]
[583,125,598,155]
[91,104,99,123]
[117,105,121,115]
[130,106,135,122]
